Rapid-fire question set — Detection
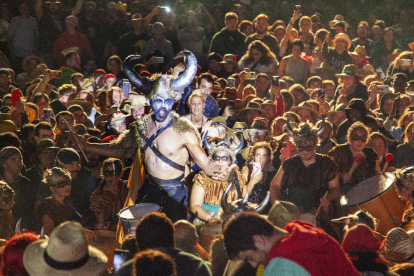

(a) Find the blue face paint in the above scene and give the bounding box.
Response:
[151,97,176,122]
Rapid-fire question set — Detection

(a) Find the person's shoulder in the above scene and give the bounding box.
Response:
[114,259,134,276]
[265,257,311,276]
[175,250,212,274]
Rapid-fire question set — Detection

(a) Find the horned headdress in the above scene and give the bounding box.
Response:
[286,114,325,144]
[204,131,244,162]
[124,50,198,101]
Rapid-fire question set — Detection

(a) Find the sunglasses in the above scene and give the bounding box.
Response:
[103,170,119,176]
[351,135,367,142]
[212,154,231,162]
[54,180,71,188]
[298,145,314,152]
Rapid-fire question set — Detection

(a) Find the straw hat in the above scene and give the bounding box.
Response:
[315,62,335,74]
[233,121,248,140]
[94,107,120,127]
[122,95,148,114]
[23,221,107,276]
[267,201,300,229]
[384,227,414,263]
[243,117,270,139]
[22,55,45,72]
[211,116,234,140]
[290,102,319,122]
[333,33,352,49]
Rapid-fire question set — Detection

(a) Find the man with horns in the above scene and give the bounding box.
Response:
[270,116,340,225]
[72,51,232,223]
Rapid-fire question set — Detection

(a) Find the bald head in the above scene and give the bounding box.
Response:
[174,220,198,254]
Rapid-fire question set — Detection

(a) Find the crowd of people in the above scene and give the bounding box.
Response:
[3,0,414,275]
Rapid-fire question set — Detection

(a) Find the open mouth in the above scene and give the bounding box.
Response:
[159,108,166,117]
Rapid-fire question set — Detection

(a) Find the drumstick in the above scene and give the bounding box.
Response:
[315,191,329,219]
[61,117,89,163]
[382,153,394,173]
[348,152,365,176]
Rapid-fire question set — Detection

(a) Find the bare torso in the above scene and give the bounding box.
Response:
[143,118,191,180]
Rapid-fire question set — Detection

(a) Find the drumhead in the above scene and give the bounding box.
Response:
[119,203,161,220]
[344,173,396,206]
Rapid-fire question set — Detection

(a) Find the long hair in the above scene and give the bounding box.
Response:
[244,41,276,66]
[391,51,413,67]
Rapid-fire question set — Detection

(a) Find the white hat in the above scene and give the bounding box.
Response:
[23,221,108,276]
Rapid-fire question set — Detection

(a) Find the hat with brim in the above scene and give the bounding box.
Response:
[122,95,147,114]
[23,221,107,276]
[315,62,335,74]
[233,121,248,140]
[290,102,319,122]
[327,103,347,123]
[220,54,237,64]
[273,122,298,142]
[329,14,349,30]
[237,101,269,122]
[22,56,45,72]
[35,139,60,155]
[65,99,93,113]
[243,117,270,139]
[94,106,119,127]
[9,106,37,123]
[211,116,234,140]
[335,64,360,78]
[267,201,300,229]
[333,33,352,49]
[351,45,369,58]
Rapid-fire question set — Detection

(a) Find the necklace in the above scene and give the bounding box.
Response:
[190,114,205,128]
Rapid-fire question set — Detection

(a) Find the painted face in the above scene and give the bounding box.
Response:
[349,128,368,153]
[297,140,316,161]
[212,151,231,170]
[151,96,175,122]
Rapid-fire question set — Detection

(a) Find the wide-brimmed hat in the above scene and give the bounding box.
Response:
[220,54,237,64]
[237,101,269,122]
[122,95,148,114]
[211,116,234,140]
[267,201,300,229]
[384,227,414,263]
[9,106,37,123]
[335,64,360,78]
[233,121,248,140]
[243,117,270,138]
[329,15,349,31]
[290,102,319,122]
[333,33,352,49]
[22,55,45,72]
[23,221,107,276]
[35,139,59,155]
[315,62,335,73]
[65,99,93,113]
[351,45,367,57]
[327,103,347,123]
[208,52,223,62]
[94,107,120,127]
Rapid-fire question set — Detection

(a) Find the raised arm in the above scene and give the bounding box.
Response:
[279,10,301,57]
[72,0,83,16]
[70,133,123,158]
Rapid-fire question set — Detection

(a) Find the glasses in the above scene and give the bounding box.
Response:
[103,169,118,176]
[249,130,267,136]
[212,154,230,162]
[298,145,314,152]
[351,135,367,142]
[358,28,368,31]
[54,180,71,188]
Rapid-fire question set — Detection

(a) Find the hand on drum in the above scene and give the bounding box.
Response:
[208,217,222,227]
[83,229,97,240]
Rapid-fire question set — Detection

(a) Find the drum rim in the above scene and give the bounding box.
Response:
[344,173,396,207]
[117,203,161,220]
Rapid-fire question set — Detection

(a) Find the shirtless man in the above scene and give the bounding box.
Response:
[73,51,230,221]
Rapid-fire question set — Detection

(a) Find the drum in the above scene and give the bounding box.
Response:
[342,173,405,235]
[88,230,120,269]
[200,223,222,254]
[118,203,161,235]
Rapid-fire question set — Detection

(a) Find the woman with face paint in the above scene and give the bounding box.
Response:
[90,158,128,230]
